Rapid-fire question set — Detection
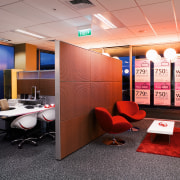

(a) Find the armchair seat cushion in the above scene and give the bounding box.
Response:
[110,116,132,133]
[95,107,132,134]
[116,101,146,121]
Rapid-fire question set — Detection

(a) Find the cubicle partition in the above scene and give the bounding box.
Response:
[56,41,122,159]
[17,70,55,96]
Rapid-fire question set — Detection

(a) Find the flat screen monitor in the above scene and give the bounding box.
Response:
[32,86,36,100]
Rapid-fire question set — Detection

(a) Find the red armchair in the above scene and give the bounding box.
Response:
[116,101,146,131]
[95,107,132,145]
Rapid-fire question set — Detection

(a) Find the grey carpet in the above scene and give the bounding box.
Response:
[0,119,180,180]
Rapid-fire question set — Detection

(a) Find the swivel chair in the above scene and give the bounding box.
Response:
[10,112,38,149]
[95,107,132,145]
[116,101,146,131]
[37,107,55,140]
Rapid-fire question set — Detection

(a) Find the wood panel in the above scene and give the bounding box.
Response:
[39,79,55,96]
[17,79,39,94]
[17,79,55,96]
[91,52,112,82]
[90,82,113,112]
[60,42,91,82]
[59,42,122,159]
[60,82,91,122]
[60,114,103,158]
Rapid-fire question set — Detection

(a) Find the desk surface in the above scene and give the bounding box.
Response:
[0,106,47,117]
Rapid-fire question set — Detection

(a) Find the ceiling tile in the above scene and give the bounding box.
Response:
[0,9,34,32]
[26,20,79,39]
[152,21,177,35]
[23,0,80,20]
[0,0,20,6]
[128,24,155,36]
[136,0,171,6]
[96,0,137,11]
[141,1,174,23]
[65,17,91,27]
[25,24,63,38]
[1,1,57,24]
[112,7,147,27]
[107,28,135,39]
[174,0,180,21]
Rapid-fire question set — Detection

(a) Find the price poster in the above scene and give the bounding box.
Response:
[175,58,180,106]
[135,59,150,105]
[154,58,171,105]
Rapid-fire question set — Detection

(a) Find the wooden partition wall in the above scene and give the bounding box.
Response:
[17,79,55,96]
[55,41,122,159]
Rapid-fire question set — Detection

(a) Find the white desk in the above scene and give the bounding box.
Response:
[0,106,47,117]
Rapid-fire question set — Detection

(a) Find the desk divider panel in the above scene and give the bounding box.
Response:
[17,79,55,96]
[57,42,122,159]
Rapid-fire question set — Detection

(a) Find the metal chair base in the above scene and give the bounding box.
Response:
[103,137,125,146]
[39,132,55,140]
[129,127,139,132]
[11,137,38,149]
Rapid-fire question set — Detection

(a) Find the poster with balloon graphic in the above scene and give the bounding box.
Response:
[175,58,180,106]
[135,59,150,105]
[154,58,171,106]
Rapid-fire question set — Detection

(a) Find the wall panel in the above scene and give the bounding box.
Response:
[91,53,112,82]
[60,82,91,122]
[58,41,122,159]
[60,43,91,82]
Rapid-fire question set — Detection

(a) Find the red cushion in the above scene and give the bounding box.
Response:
[95,107,113,132]
[116,101,139,115]
[110,116,132,134]
[95,107,132,134]
[116,101,146,121]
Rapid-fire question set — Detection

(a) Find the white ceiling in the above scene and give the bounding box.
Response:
[0,0,179,51]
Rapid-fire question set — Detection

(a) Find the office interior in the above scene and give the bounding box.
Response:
[1,0,180,179]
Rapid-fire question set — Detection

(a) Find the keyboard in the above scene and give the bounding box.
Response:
[25,105,34,109]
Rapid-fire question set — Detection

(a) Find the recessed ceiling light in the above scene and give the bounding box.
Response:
[138,30,147,33]
[15,29,45,39]
[94,13,117,29]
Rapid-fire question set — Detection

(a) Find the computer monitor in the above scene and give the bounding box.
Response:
[36,90,40,99]
[31,86,36,100]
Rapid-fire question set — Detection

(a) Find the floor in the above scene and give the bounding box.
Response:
[0,118,180,180]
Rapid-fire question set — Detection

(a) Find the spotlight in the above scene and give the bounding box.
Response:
[112,56,119,60]
[102,52,110,57]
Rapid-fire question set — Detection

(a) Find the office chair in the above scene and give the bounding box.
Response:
[116,101,146,131]
[10,112,38,149]
[95,107,132,145]
[37,107,55,140]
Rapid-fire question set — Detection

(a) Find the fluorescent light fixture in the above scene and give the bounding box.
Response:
[15,29,45,39]
[94,13,117,29]
[0,38,10,42]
